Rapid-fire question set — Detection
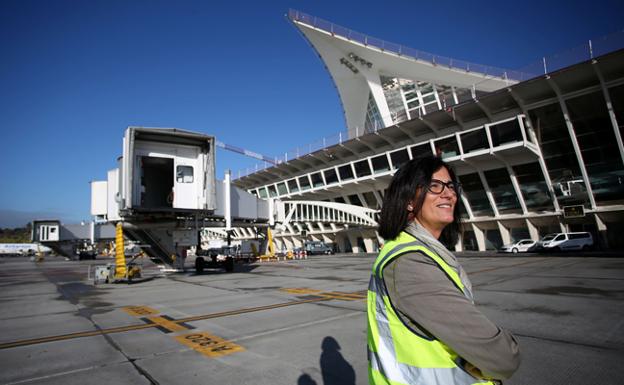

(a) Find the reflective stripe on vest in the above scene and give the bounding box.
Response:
[367,232,493,385]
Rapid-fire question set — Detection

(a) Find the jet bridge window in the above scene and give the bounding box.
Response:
[176,166,194,183]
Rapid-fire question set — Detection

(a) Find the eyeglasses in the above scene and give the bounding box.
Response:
[427,179,461,195]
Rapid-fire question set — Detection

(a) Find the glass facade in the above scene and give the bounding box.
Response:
[458,173,494,216]
[339,164,355,181]
[489,118,523,147]
[323,168,339,185]
[512,162,553,211]
[460,128,489,153]
[365,92,384,133]
[566,91,624,205]
[389,149,410,169]
[484,168,522,214]
[529,103,591,208]
[371,154,390,173]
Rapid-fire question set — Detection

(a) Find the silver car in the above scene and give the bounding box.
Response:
[499,239,536,254]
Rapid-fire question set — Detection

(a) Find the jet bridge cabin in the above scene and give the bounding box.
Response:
[91,127,216,221]
[116,127,217,218]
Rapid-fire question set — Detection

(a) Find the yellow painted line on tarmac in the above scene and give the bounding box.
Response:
[122,305,160,317]
[281,287,366,301]
[0,297,332,350]
[146,316,191,333]
[175,332,245,358]
[280,288,323,295]
[320,291,366,301]
[0,323,155,350]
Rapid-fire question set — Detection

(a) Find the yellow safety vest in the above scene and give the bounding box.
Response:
[367,232,495,385]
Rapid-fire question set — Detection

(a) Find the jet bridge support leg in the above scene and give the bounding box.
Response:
[114,223,128,279]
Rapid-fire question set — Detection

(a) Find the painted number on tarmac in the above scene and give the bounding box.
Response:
[175,332,245,358]
[122,306,160,316]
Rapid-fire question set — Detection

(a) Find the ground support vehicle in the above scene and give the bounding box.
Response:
[536,232,594,252]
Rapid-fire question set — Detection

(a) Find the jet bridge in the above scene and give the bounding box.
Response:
[34,127,272,270]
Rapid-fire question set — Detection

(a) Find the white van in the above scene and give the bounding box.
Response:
[538,232,593,252]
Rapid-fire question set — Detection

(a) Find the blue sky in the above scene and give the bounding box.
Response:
[1,0,623,228]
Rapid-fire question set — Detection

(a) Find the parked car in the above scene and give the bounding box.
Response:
[499,239,536,253]
[304,241,334,255]
[537,232,593,252]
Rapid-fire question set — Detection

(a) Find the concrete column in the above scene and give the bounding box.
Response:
[283,237,294,251]
[471,223,486,251]
[595,214,608,250]
[362,234,375,253]
[497,221,511,245]
[526,219,540,241]
[347,232,361,253]
[454,232,463,252]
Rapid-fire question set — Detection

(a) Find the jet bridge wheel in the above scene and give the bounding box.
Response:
[195,257,205,274]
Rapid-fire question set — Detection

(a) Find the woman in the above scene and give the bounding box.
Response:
[367,155,520,385]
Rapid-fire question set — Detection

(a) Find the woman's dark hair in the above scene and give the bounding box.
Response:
[378,155,462,246]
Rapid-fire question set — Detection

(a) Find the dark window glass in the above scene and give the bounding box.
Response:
[371,155,390,173]
[258,188,268,199]
[566,91,624,205]
[362,192,378,208]
[458,173,493,216]
[287,179,299,193]
[609,84,624,141]
[462,231,478,251]
[323,168,339,185]
[298,175,311,190]
[512,162,554,212]
[484,168,522,214]
[276,182,288,195]
[334,196,346,204]
[267,185,277,198]
[485,230,503,250]
[411,143,432,159]
[511,228,531,242]
[489,119,523,147]
[354,160,372,177]
[339,165,354,181]
[390,149,410,169]
[434,136,459,159]
[461,128,489,153]
[348,194,363,206]
[310,172,324,188]
[529,103,590,208]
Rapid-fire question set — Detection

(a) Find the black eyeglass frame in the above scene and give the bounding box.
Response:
[426,179,462,195]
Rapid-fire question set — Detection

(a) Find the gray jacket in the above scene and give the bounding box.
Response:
[382,224,521,379]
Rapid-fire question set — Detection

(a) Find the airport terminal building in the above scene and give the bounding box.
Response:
[233,10,624,252]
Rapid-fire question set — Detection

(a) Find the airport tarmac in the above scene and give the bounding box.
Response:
[0,253,622,385]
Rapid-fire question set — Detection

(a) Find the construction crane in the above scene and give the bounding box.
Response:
[215,141,279,165]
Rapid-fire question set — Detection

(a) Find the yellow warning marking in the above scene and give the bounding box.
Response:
[281,288,366,301]
[281,288,323,295]
[175,332,245,358]
[147,316,189,332]
[320,291,366,301]
[122,306,160,317]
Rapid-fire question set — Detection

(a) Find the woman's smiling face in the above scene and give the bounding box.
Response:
[415,167,457,239]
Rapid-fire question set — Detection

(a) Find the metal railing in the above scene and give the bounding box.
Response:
[288,9,523,81]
